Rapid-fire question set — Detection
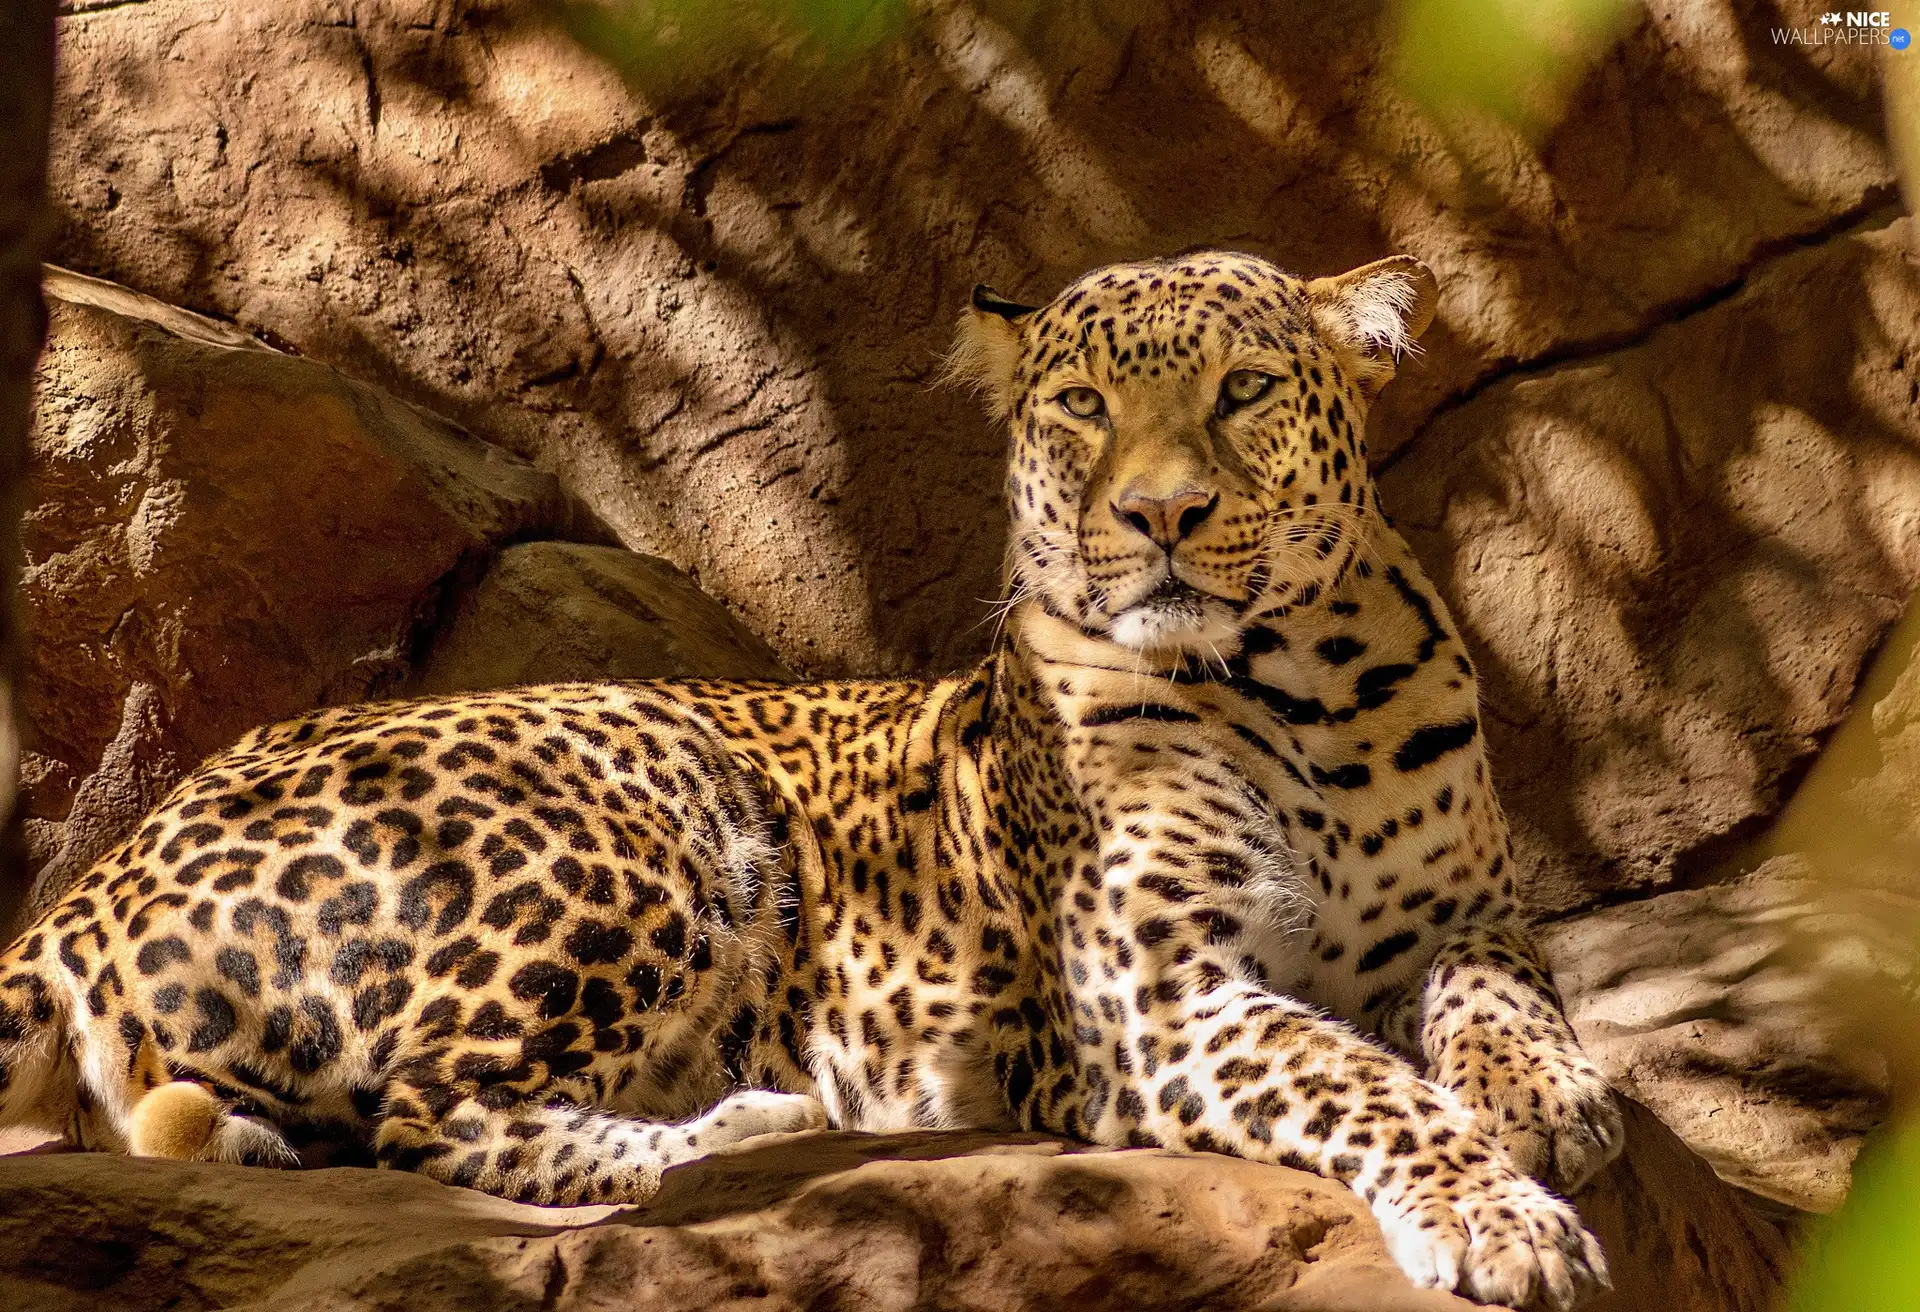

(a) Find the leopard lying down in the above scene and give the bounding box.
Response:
[0,251,1622,1309]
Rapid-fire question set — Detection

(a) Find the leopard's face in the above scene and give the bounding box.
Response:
[952,251,1436,659]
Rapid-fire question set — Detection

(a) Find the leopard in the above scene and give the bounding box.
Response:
[0,250,1623,1309]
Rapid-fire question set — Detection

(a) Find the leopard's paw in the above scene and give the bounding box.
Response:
[1468,1051,1624,1195]
[129,1080,294,1166]
[1374,1145,1609,1311]
[1537,1056,1624,1195]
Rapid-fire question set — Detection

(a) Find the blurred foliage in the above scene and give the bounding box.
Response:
[1889,42,1920,213]
[1389,0,1637,136]
[544,0,913,94]
[1760,601,1920,1307]
[1790,1115,1920,1312]
[543,0,1161,98]
[550,0,1642,138]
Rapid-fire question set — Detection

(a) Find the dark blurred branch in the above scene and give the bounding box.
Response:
[0,0,57,940]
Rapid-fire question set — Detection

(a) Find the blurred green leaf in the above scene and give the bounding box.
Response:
[548,0,912,91]
[1390,0,1636,135]
[1789,1115,1920,1312]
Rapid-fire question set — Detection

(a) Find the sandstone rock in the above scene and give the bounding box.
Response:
[1556,593,1920,1214]
[0,1132,1473,1312]
[1381,216,1920,914]
[1576,1101,1793,1312]
[0,1111,1786,1312]
[44,0,1896,679]
[1738,596,1920,891]
[1542,859,1907,1213]
[1395,219,1920,1198]
[411,540,789,695]
[15,267,579,923]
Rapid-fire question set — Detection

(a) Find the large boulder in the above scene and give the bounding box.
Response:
[16,268,577,922]
[1542,859,1903,1214]
[0,1135,1475,1312]
[18,269,799,926]
[1552,594,1920,1214]
[0,0,58,934]
[1381,217,1920,913]
[410,540,790,694]
[0,1112,1786,1312]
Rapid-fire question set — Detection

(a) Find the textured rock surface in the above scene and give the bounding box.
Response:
[1400,216,1920,1207]
[1543,860,1906,1213]
[1561,592,1920,1214]
[411,540,790,695]
[0,1134,1472,1312]
[1739,596,1920,891]
[16,268,575,923]
[0,1113,1788,1312]
[1381,216,1920,913]
[1575,1102,1792,1312]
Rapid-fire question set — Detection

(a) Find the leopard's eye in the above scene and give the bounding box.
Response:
[1218,370,1275,413]
[1057,386,1106,419]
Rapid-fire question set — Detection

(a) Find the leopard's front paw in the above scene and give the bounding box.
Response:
[1537,1057,1624,1195]
[1464,1050,1624,1196]
[1374,1143,1609,1311]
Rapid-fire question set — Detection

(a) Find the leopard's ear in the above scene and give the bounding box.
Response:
[1306,256,1438,399]
[944,283,1037,420]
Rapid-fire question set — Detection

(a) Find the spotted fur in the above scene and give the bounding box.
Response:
[0,251,1621,1309]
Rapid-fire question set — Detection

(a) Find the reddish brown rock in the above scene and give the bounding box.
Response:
[410,540,790,695]
[16,267,576,923]
[0,1113,1786,1312]
[0,1134,1471,1312]
[1575,1102,1793,1312]
[0,0,58,933]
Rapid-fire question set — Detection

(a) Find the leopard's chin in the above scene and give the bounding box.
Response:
[1106,580,1243,657]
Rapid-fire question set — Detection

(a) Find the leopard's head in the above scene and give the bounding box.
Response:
[950,250,1436,659]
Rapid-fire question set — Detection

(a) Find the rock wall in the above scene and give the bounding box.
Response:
[1383,216,1920,912]
[39,0,1917,921]
[1551,592,1920,1216]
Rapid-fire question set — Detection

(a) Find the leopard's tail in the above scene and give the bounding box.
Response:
[0,928,76,1140]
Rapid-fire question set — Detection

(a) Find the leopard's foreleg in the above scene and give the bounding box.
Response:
[1385,921,1624,1195]
[1059,975,1607,1311]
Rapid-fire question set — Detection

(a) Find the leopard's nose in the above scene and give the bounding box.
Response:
[1113,488,1218,551]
